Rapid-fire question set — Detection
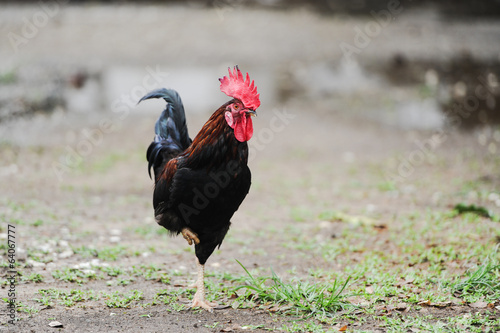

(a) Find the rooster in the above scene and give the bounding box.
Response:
[139,66,260,312]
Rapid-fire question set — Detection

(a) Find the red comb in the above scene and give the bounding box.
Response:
[219,66,260,110]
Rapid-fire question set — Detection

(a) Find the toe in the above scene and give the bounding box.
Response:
[191,298,215,312]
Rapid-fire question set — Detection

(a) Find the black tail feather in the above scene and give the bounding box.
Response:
[139,89,192,180]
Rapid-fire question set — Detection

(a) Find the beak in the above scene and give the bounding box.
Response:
[245,109,257,117]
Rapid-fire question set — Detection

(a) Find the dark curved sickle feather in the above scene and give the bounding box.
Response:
[140,88,192,180]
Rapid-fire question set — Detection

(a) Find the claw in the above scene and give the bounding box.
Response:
[191,292,218,312]
[181,227,200,245]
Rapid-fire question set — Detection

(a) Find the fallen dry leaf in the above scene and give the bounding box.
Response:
[365,286,374,294]
[327,211,377,226]
[373,224,388,231]
[395,277,414,287]
[395,303,408,311]
[339,325,348,331]
[469,301,488,309]
[418,300,431,306]
[214,304,231,310]
[178,297,191,304]
[221,326,242,333]
[432,301,451,308]
[386,303,407,311]
[346,296,370,306]
[268,305,280,312]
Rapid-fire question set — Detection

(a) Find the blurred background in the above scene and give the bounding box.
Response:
[1,0,499,141]
[1,0,500,207]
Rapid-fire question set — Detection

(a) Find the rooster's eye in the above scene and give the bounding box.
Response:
[234,104,239,110]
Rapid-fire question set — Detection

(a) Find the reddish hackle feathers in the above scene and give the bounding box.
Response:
[219,66,260,110]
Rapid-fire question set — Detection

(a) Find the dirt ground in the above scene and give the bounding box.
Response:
[0,3,499,333]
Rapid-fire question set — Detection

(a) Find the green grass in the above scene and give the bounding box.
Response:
[51,268,97,284]
[378,312,500,333]
[153,289,181,307]
[103,290,143,308]
[21,272,44,283]
[88,152,129,173]
[234,260,351,318]
[447,312,500,332]
[451,203,500,221]
[130,225,169,238]
[3,141,500,331]
[290,206,314,222]
[280,321,325,333]
[48,264,172,288]
[130,264,170,283]
[16,302,39,316]
[72,245,131,261]
[0,69,16,84]
[451,246,500,302]
[100,266,124,277]
[35,289,99,307]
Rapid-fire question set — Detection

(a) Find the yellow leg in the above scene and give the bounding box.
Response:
[190,261,218,312]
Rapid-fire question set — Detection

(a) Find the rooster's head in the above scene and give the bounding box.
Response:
[219,66,260,142]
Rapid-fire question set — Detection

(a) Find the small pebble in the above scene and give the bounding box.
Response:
[81,269,96,275]
[59,250,73,259]
[110,229,122,236]
[318,221,330,229]
[27,259,46,268]
[109,236,121,243]
[488,192,499,202]
[90,259,101,266]
[48,321,63,328]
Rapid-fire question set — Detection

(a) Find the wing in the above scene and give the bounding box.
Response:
[153,160,251,235]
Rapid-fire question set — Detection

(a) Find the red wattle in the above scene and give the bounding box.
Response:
[234,116,253,142]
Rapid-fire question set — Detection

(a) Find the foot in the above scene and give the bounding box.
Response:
[181,228,200,246]
[189,261,218,312]
[191,291,218,312]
